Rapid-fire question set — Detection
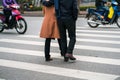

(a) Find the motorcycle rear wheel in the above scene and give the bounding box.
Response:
[87,14,99,28]
[15,18,27,34]
[116,16,120,28]
[0,20,4,32]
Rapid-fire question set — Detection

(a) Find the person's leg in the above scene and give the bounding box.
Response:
[57,39,64,56]
[3,9,11,25]
[44,38,52,61]
[102,7,109,20]
[57,19,67,56]
[64,19,76,61]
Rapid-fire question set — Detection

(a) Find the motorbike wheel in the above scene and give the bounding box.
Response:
[116,16,120,28]
[0,20,4,33]
[87,14,99,28]
[15,18,27,34]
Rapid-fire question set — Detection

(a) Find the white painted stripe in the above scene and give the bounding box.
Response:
[1,47,120,66]
[75,45,120,53]
[76,27,87,28]
[77,33,120,38]
[76,30,120,34]
[0,39,120,53]
[0,79,6,80]
[19,35,39,38]
[18,35,120,44]
[19,33,120,39]
[77,38,120,44]
[0,59,119,80]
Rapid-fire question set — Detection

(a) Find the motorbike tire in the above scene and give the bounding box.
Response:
[0,27,4,33]
[0,20,4,33]
[15,18,27,34]
[87,14,99,28]
[116,16,120,28]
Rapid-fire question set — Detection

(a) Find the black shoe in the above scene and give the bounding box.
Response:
[45,58,53,61]
[64,57,69,62]
[60,52,64,57]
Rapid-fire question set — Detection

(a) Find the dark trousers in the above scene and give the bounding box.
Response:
[97,6,109,20]
[45,38,61,59]
[58,18,76,55]
[3,8,12,24]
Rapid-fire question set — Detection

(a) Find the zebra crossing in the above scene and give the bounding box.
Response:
[0,25,120,80]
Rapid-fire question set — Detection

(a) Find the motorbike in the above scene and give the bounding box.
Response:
[0,4,27,34]
[86,0,120,28]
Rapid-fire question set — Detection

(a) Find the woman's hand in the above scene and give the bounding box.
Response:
[6,5,10,8]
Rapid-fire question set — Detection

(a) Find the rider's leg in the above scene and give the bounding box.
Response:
[3,9,12,26]
[101,7,109,21]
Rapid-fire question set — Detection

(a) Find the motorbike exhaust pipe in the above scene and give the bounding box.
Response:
[87,20,101,25]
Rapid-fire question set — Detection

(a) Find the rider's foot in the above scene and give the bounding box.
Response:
[102,19,109,23]
[3,23,8,27]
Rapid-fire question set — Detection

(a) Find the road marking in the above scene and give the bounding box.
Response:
[0,39,120,53]
[77,33,120,38]
[77,38,120,44]
[76,30,120,34]
[0,79,6,80]
[1,47,120,66]
[18,35,120,44]
[0,59,119,80]
[19,33,120,39]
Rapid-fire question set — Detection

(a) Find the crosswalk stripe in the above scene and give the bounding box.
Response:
[0,59,119,80]
[18,35,120,44]
[0,79,6,80]
[1,47,120,66]
[19,33,120,39]
[1,39,120,53]
[18,35,39,38]
[77,33,120,38]
[76,27,87,29]
[77,38,120,44]
[76,30,120,34]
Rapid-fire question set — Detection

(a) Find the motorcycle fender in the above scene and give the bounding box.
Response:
[16,15,23,20]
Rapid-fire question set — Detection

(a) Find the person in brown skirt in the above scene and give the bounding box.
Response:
[40,0,62,61]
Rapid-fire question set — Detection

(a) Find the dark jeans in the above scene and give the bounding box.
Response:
[44,38,61,59]
[58,18,76,55]
[97,6,109,20]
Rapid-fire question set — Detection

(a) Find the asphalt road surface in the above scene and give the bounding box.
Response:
[0,17,120,80]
